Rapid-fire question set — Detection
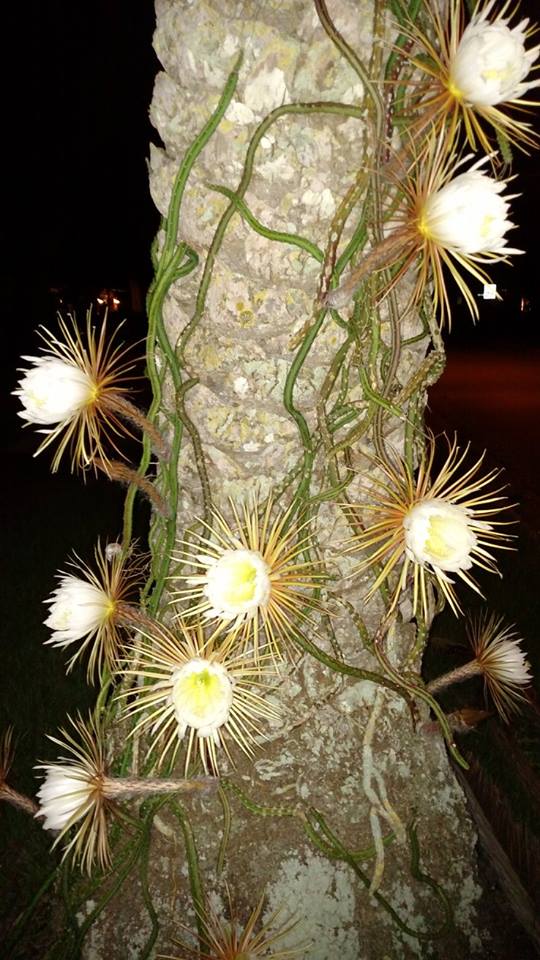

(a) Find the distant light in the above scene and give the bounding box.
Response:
[481,284,497,300]
[112,297,120,306]
[97,297,105,305]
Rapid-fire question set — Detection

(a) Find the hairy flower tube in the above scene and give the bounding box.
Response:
[13,310,139,474]
[0,726,15,785]
[344,437,514,618]
[161,888,305,960]
[119,621,280,775]
[327,139,521,324]
[43,541,145,682]
[407,0,540,153]
[36,714,110,875]
[0,727,39,816]
[172,498,325,661]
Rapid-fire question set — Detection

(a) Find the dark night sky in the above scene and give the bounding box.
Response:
[3,1,159,340]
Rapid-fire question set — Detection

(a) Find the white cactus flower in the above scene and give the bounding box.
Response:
[173,498,325,661]
[35,714,109,874]
[12,312,136,474]
[449,1,540,107]
[202,549,271,620]
[345,436,513,618]
[328,141,522,326]
[171,658,234,740]
[483,634,532,686]
[44,576,113,648]
[406,0,540,153]
[419,158,520,257]
[467,610,532,722]
[15,356,94,425]
[404,499,478,574]
[37,764,96,832]
[120,622,280,775]
[42,542,143,683]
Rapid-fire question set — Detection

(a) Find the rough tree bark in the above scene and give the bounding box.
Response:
[82,1,520,957]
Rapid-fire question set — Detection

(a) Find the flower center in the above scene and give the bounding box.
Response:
[417,211,432,240]
[205,549,271,618]
[446,79,464,101]
[105,598,117,619]
[404,499,476,572]
[424,514,463,563]
[89,382,101,403]
[172,659,233,736]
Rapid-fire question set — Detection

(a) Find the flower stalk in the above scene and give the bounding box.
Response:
[99,392,169,461]
[101,776,217,800]
[427,660,482,695]
[0,783,39,816]
[0,727,39,816]
[96,459,170,517]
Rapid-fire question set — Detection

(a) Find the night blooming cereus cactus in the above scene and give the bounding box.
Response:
[5,1,538,957]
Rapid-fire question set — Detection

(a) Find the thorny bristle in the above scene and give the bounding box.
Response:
[160,886,306,959]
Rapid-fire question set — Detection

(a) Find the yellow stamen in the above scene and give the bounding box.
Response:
[176,669,223,721]
[105,598,116,619]
[222,556,258,605]
[424,516,455,562]
[480,214,495,238]
[446,80,464,101]
[417,213,433,240]
[482,67,512,83]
